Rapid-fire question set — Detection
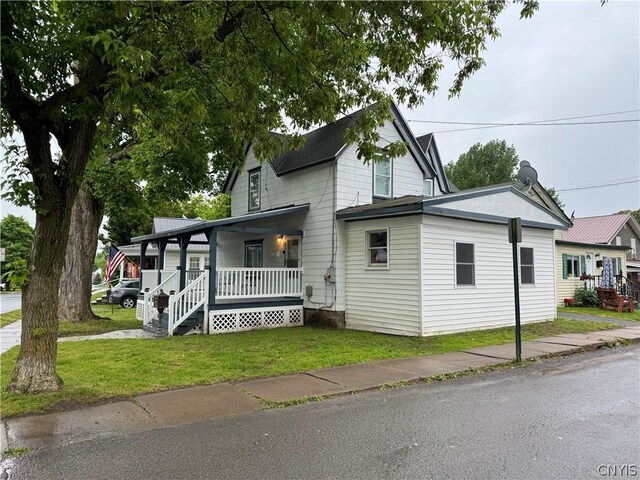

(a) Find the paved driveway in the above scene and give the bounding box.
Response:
[0,292,21,314]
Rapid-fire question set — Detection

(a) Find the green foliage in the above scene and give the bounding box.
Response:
[444,140,519,190]
[545,187,565,210]
[1,259,29,290]
[574,287,600,307]
[616,209,640,225]
[179,194,231,220]
[0,215,33,264]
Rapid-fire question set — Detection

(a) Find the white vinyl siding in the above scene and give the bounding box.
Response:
[230,148,341,309]
[335,120,442,211]
[345,216,421,336]
[421,216,556,335]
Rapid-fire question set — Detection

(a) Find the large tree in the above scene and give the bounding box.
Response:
[444,139,519,190]
[1,1,538,393]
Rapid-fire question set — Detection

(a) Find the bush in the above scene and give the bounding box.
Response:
[574,287,599,307]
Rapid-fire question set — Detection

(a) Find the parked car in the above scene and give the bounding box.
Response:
[107,279,140,309]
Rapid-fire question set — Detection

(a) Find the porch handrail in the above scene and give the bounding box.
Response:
[168,270,209,336]
[143,271,179,325]
[216,267,304,299]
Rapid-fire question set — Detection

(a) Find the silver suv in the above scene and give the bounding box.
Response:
[107,279,140,309]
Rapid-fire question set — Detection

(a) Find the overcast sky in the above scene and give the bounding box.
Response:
[399,0,640,218]
[2,1,638,226]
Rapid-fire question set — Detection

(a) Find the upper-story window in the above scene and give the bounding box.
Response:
[248,168,261,211]
[423,178,433,197]
[373,157,392,198]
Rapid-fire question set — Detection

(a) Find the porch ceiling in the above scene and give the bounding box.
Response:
[131,204,309,244]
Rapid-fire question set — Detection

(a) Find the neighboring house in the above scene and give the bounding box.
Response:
[129,102,569,336]
[555,213,640,305]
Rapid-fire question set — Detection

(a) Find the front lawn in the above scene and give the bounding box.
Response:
[0,318,616,418]
[558,306,640,321]
[58,305,141,337]
[0,309,22,328]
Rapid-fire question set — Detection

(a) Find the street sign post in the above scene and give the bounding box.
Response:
[508,218,523,362]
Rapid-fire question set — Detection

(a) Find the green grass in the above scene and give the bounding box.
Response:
[558,306,640,321]
[0,318,616,418]
[0,309,22,328]
[58,305,141,337]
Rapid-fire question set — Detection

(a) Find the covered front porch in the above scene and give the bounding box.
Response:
[131,204,309,336]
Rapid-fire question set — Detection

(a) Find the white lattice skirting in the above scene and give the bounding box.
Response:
[209,306,304,334]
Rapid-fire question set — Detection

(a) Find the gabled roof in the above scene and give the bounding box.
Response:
[269,107,370,176]
[562,213,639,244]
[224,102,455,194]
[336,183,571,231]
[415,133,433,152]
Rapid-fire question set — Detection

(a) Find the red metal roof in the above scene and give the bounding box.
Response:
[562,213,630,244]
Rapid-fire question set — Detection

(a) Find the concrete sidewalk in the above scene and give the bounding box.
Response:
[3,326,640,453]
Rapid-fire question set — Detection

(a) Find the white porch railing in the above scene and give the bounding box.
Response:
[141,269,178,292]
[143,271,179,326]
[216,267,304,299]
[168,270,209,336]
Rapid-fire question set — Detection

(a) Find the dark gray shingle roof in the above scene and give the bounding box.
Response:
[414,133,433,152]
[269,107,369,175]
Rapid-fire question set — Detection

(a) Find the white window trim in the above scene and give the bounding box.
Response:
[455,241,475,288]
[188,256,201,270]
[631,238,637,258]
[423,178,434,197]
[520,246,535,286]
[615,236,622,246]
[373,158,392,199]
[248,169,261,211]
[365,228,390,270]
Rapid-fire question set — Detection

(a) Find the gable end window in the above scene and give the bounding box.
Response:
[373,158,392,198]
[423,178,434,197]
[520,247,535,285]
[248,168,261,211]
[455,242,475,286]
[366,230,388,267]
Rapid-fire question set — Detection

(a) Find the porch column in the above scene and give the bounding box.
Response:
[157,239,167,285]
[139,242,148,296]
[178,235,191,290]
[207,228,217,310]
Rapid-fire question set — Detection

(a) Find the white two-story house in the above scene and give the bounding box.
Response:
[132,103,570,336]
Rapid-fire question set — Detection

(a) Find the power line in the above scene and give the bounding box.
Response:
[557,178,640,192]
[407,109,640,134]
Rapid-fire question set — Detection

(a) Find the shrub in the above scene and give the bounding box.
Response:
[574,287,599,307]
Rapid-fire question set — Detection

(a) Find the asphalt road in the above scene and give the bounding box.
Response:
[0,293,21,314]
[5,346,639,480]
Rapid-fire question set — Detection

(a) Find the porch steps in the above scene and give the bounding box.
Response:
[143,309,204,337]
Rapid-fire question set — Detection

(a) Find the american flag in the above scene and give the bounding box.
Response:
[105,245,126,282]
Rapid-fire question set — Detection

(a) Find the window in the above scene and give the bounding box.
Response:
[245,240,263,267]
[615,236,622,246]
[189,256,200,270]
[248,168,261,211]
[285,238,300,268]
[520,247,535,285]
[423,178,434,197]
[631,238,637,258]
[366,230,388,267]
[565,255,580,277]
[373,158,392,198]
[455,243,475,286]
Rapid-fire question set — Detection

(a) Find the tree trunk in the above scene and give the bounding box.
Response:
[58,185,105,323]
[7,121,97,394]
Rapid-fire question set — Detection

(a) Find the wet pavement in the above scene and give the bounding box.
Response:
[3,325,639,458]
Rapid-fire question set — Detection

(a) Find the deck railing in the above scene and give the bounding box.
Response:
[216,267,304,299]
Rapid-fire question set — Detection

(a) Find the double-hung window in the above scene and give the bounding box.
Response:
[366,230,388,267]
[455,243,475,286]
[520,247,535,285]
[373,158,392,198]
[565,255,580,277]
[423,178,434,197]
[248,168,261,211]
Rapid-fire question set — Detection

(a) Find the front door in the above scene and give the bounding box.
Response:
[585,253,594,275]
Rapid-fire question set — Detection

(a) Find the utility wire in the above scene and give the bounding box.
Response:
[557,178,640,192]
[408,109,640,134]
